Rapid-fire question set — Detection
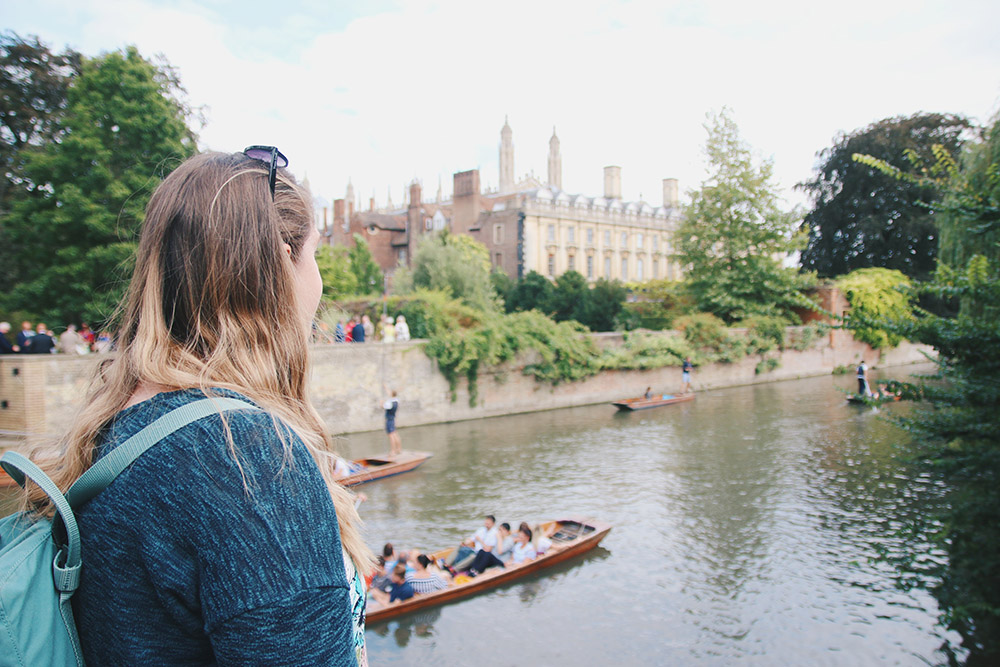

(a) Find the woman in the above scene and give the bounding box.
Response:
[404,554,450,594]
[394,315,410,342]
[511,526,537,564]
[22,148,373,665]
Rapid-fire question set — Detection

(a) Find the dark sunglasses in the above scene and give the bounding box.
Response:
[242,145,289,199]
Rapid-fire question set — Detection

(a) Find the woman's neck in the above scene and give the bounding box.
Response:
[125,381,175,409]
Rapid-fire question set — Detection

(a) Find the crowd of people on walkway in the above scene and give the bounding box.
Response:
[366,515,553,610]
[312,314,410,345]
[0,320,113,355]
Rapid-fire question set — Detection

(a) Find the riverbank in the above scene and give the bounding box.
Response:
[0,326,930,449]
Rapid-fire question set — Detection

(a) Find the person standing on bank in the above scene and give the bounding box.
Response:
[351,316,365,343]
[681,357,694,394]
[384,386,402,456]
[17,147,373,665]
[0,322,17,353]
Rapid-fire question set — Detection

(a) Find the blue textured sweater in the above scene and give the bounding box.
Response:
[73,389,356,666]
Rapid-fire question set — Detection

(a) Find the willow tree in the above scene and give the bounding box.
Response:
[676,109,812,323]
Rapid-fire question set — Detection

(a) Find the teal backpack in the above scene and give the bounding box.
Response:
[0,397,257,667]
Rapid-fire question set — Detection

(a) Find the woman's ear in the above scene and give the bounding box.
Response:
[283,243,293,257]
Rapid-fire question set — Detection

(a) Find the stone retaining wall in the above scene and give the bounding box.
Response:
[0,327,931,450]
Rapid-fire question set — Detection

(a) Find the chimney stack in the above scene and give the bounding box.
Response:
[333,199,346,227]
[452,169,481,235]
[604,166,622,200]
[663,178,679,208]
[409,181,422,209]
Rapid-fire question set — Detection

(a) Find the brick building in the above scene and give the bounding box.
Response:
[325,119,684,286]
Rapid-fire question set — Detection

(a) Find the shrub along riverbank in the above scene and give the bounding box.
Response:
[320,290,826,406]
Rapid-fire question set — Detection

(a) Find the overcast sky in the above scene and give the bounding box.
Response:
[7,0,1000,211]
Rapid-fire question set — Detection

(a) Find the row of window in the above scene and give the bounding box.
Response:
[546,224,668,252]
[546,253,670,281]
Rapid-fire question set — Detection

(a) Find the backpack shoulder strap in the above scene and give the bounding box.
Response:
[66,396,260,509]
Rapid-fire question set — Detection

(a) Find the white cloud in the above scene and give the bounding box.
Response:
[7,0,1000,212]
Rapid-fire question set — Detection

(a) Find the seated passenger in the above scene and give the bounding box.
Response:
[535,532,552,555]
[446,514,498,570]
[333,456,352,479]
[877,384,899,400]
[405,554,450,594]
[510,527,537,564]
[368,555,391,593]
[370,564,414,607]
[383,542,414,575]
[644,386,653,399]
[468,523,513,574]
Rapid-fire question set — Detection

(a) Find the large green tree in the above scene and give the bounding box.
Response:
[315,244,359,299]
[504,270,554,315]
[409,231,495,310]
[854,112,1000,662]
[0,33,81,292]
[676,109,811,323]
[2,46,196,325]
[937,117,1000,269]
[575,277,627,331]
[800,113,970,280]
[348,233,383,294]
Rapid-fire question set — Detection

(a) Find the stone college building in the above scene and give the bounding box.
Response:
[325,119,684,285]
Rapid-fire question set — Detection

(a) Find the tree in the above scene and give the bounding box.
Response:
[937,117,1000,269]
[348,233,383,294]
[409,231,495,310]
[835,267,913,348]
[853,113,1000,662]
[625,278,693,330]
[2,46,196,325]
[490,268,515,308]
[0,32,80,210]
[676,109,811,323]
[549,270,588,322]
[505,270,554,314]
[315,244,358,299]
[0,33,81,293]
[800,113,970,280]
[575,278,627,331]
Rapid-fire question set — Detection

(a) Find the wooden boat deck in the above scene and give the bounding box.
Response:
[366,516,611,623]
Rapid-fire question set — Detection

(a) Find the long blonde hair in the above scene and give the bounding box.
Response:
[29,150,373,573]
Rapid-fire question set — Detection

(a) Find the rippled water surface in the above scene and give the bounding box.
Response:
[0,366,957,665]
[336,366,957,665]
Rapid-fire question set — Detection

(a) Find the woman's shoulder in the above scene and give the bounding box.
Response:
[102,388,277,445]
[98,388,315,481]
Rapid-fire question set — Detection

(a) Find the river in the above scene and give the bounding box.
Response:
[338,365,957,665]
[0,365,959,664]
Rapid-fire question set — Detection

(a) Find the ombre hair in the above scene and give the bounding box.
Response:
[29,150,372,573]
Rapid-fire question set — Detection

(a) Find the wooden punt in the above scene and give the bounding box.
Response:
[336,450,432,487]
[846,394,900,405]
[366,515,612,624]
[612,393,695,411]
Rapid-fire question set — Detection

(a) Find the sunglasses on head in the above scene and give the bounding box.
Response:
[242,145,289,199]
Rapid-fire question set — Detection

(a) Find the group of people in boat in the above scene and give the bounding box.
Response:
[366,515,552,609]
[854,360,900,401]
